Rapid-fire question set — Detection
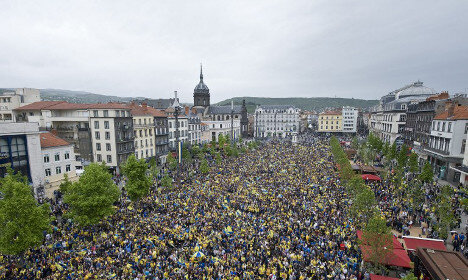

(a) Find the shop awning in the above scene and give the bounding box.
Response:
[403,236,446,251]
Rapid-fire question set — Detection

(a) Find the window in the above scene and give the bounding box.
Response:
[105,131,111,140]
[45,168,51,176]
[437,122,440,131]
[442,122,446,132]
[94,121,99,129]
[96,143,101,151]
[104,121,110,129]
[106,143,111,151]
[64,152,70,160]
[93,110,98,117]
[66,164,71,172]
[55,154,60,161]
[97,154,102,162]
[116,110,120,117]
[462,140,466,154]
[103,110,109,117]
[56,166,61,174]
[465,123,468,134]
[107,155,112,163]
[448,122,452,133]
[43,154,49,163]
[95,132,100,139]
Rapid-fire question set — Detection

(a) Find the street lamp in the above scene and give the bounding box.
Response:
[171,91,181,177]
[231,100,234,144]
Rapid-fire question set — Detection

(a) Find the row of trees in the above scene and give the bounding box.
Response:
[0,135,260,255]
[330,137,393,271]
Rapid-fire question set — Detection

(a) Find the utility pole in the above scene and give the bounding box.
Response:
[231,100,234,144]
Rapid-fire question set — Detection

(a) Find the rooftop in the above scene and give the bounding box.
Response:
[40,132,71,148]
[434,105,468,120]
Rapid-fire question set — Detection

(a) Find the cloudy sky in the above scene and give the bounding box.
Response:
[1,0,467,103]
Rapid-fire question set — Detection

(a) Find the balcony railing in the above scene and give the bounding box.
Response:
[424,146,450,156]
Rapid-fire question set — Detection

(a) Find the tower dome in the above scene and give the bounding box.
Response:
[193,64,210,107]
[194,65,209,94]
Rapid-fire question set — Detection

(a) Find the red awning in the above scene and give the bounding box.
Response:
[403,236,447,251]
[370,274,399,280]
[357,230,404,250]
[361,245,412,268]
[361,174,381,181]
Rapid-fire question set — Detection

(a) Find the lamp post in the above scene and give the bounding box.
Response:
[171,91,181,178]
[231,100,234,144]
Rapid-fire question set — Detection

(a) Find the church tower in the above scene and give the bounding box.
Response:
[193,64,210,107]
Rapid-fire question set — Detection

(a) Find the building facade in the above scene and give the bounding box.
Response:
[318,110,342,133]
[0,122,44,196]
[342,107,358,133]
[40,132,78,198]
[369,81,436,144]
[0,88,40,122]
[254,105,300,138]
[131,107,156,160]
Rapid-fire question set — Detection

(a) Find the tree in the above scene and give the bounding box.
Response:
[215,152,222,165]
[388,143,397,161]
[64,163,120,226]
[400,273,418,280]
[182,144,191,162]
[436,185,455,240]
[408,152,419,174]
[148,157,159,180]
[397,144,408,168]
[351,136,359,150]
[192,145,200,159]
[59,173,73,194]
[351,187,377,224]
[218,134,226,147]
[419,162,434,183]
[200,158,210,174]
[167,152,177,171]
[362,215,394,270]
[408,180,424,210]
[121,155,152,201]
[0,168,50,255]
[160,174,173,190]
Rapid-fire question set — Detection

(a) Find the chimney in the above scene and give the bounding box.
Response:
[142,102,147,108]
[185,106,189,115]
[447,102,455,118]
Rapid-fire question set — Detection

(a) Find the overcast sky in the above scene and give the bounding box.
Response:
[1,1,467,103]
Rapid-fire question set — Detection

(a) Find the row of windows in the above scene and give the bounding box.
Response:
[96,154,113,163]
[94,120,110,129]
[95,131,111,140]
[135,129,153,138]
[320,126,338,130]
[95,143,112,151]
[432,121,454,133]
[320,121,339,125]
[135,149,154,159]
[45,165,71,176]
[134,118,153,125]
[93,110,130,118]
[135,138,154,149]
[168,121,187,128]
[44,152,70,163]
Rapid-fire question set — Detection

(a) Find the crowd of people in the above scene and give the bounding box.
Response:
[1,139,367,279]
[1,135,466,279]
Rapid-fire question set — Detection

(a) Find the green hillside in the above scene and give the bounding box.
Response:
[216,97,378,113]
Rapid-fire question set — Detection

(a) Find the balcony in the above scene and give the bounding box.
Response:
[156,141,168,146]
[133,123,154,129]
[424,146,450,157]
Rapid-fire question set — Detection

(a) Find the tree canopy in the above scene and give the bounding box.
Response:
[121,155,152,201]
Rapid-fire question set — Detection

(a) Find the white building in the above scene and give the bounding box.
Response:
[186,107,202,145]
[130,106,156,160]
[254,105,300,138]
[0,88,40,122]
[369,81,436,144]
[0,122,44,197]
[166,111,189,150]
[342,107,358,133]
[426,104,468,183]
[40,132,78,198]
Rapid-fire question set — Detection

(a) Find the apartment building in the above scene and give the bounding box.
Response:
[318,110,342,133]
[0,88,40,122]
[131,107,155,160]
[40,132,78,198]
[254,105,300,138]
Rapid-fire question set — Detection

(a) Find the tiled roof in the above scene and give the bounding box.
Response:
[15,101,67,110]
[40,132,71,148]
[16,101,131,110]
[434,105,468,120]
[127,104,167,117]
[320,110,342,115]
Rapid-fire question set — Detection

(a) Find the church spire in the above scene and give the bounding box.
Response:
[200,63,203,81]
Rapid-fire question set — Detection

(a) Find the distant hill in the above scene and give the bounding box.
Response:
[40,89,146,103]
[216,97,378,113]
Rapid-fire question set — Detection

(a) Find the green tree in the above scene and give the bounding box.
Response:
[388,143,397,160]
[192,145,200,159]
[0,168,50,255]
[362,215,394,270]
[408,152,419,174]
[64,163,120,226]
[121,155,152,201]
[148,157,159,180]
[215,152,222,165]
[182,144,191,162]
[59,173,73,194]
[218,134,226,147]
[419,162,434,183]
[408,180,424,210]
[436,185,455,240]
[200,158,210,174]
[351,187,377,224]
[160,174,173,190]
[167,152,177,171]
[351,136,359,150]
[400,273,418,280]
[397,144,408,168]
